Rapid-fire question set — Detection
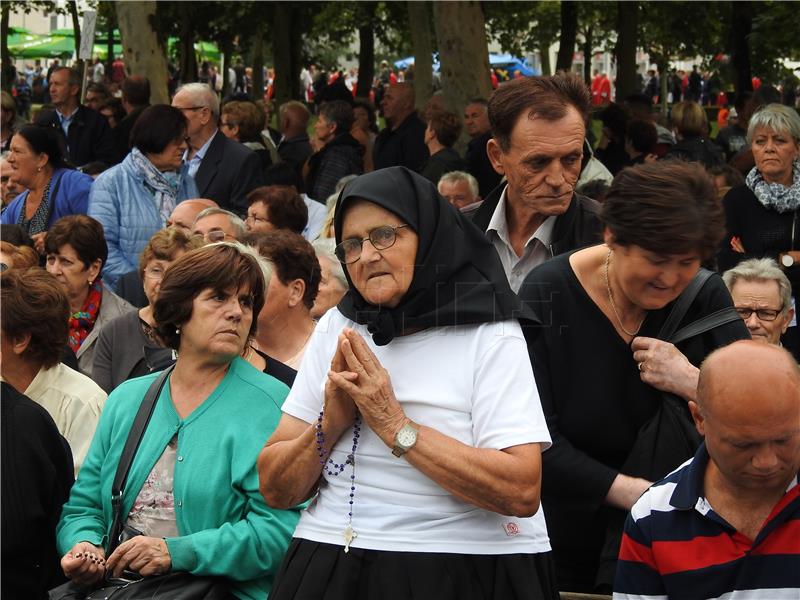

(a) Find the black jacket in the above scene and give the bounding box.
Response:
[664,136,723,170]
[195,131,265,216]
[465,131,502,198]
[471,182,603,258]
[35,105,117,168]
[420,147,466,185]
[373,112,429,173]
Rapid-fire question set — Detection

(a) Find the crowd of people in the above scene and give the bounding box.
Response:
[1,58,799,600]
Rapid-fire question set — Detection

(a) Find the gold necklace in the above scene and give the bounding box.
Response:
[604,249,646,337]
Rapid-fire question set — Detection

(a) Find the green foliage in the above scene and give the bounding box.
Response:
[749,1,800,84]
[484,1,560,57]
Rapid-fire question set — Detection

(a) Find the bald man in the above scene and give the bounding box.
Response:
[615,341,800,600]
[277,101,313,177]
[373,82,429,172]
[167,198,218,232]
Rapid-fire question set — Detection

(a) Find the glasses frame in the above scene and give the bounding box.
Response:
[735,307,783,322]
[335,224,409,265]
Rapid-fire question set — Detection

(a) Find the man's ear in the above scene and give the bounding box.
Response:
[688,401,705,437]
[603,227,615,248]
[486,138,505,176]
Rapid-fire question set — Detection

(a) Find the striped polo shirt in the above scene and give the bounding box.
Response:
[614,443,800,600]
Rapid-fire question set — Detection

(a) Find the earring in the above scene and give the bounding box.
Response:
[37,166,42,172]
[175,327,181,335]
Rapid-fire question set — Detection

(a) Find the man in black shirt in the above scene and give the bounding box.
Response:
[372,82,428,172]
[463,98,501,197]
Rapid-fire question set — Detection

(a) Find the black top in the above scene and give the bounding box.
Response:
[664,136,724,169]
[35,105,117,168]
[1,382,74,600]
[372,112,429,173]
[113,104,148,163]
[518,251,749,590]
[278,134,313,178]
[465,131,502,198]
[718,184,800,297]
[420,147,467,185]
[594,140,629,176]
[254,348,297,388]
[306,133,363,202]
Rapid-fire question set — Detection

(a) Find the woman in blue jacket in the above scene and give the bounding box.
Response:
[2,125,93,254]
[88,105,198,289]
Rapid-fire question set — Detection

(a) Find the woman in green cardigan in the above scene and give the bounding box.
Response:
[56,243,300,600]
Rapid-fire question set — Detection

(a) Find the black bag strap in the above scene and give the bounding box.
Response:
[44,170,64,225]
[668,307,741,345]
[657,268,714,341]
[110,365,175,531]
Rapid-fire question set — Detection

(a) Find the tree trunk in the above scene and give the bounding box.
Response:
[178,12,197,84]
[582,26,593,85]
[658,59,669,115]
[251,32,265,102]
[116,1,170,104]
[106,9,114,78]
[434,1,491,113]
[539,42,552,77]
[730,0,753,94]
[272,3,293,106]
[1,4,10,92]
[556,1,578,73]
[220,37,233,97]
[408,1,434,112]
[69,1,84,75]
[355,2,376,99]
[614,0,638,101]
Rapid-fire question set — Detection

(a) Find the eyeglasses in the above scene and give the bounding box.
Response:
[220,121,237,129]
[143,266,166,281]
[202,230,235,243]
[175,106,206,113]
[335,224,409,264]
[735,307,783,321]
[245,213,268,224]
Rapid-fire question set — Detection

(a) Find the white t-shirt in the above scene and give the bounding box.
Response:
[283,308,552,554]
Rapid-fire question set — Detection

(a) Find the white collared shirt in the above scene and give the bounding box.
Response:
[185,129,218,180]
[56,107,77,141]
[485,185,555,293]
[23,363,107,475]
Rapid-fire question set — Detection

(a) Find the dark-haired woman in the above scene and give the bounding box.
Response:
[2,125,93,254]
[518,161,749,593]
[45,215,135,377]
[56,243,299,599]
[259,167,558,600]
[88,104,198,289]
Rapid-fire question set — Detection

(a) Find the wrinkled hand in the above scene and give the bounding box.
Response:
[631,336,699,401]
[61,541,106,587]
[643,153,658,164]
[105,536,171,579]
[327,328,407,447]
[322,340,358,440]
[31,232,47,255]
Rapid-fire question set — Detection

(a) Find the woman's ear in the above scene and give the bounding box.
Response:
[287,278,306,309]
[86,258,103,284]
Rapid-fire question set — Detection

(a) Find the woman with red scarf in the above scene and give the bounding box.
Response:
[45,215,135,377]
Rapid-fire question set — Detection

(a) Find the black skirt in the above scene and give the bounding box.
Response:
[269,538,560,600]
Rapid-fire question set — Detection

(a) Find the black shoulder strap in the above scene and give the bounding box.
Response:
[44,170,64,226]
[668,307,741,346]
[110,365,174,524]
[657,268,714,341]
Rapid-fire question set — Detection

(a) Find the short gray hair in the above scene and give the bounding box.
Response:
[311,238,348,290]
[722,257,792,313]
[437,171,479,197]
[193,207,246,239]
[747,103,800,144]
[176,82,220,120]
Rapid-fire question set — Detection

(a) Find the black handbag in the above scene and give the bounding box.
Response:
[50,366,231,600]
[595,269,741,590]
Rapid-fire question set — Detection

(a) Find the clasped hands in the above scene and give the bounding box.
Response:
[61,536,171,587]
[325,328,408,448]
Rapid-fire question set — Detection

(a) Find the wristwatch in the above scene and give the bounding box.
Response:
[392,422,419,457]
[781,253,795,268]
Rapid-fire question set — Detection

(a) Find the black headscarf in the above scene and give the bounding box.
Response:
[334,166,537,345]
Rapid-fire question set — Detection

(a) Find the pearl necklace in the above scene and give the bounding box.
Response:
[604,249,646,337]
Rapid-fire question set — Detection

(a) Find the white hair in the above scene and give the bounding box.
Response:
[176,82,220,120]
[193,207,246,239]
[747,103,800,144]
[722,257,792,313]
[437,170,479,197]
[311,238,349,290]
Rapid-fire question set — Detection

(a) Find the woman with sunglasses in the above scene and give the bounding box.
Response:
[88,105,198,289]
[258,167,559,600]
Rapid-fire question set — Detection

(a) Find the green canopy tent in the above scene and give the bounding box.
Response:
[8,35,74,59]
[7,26,39,48]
